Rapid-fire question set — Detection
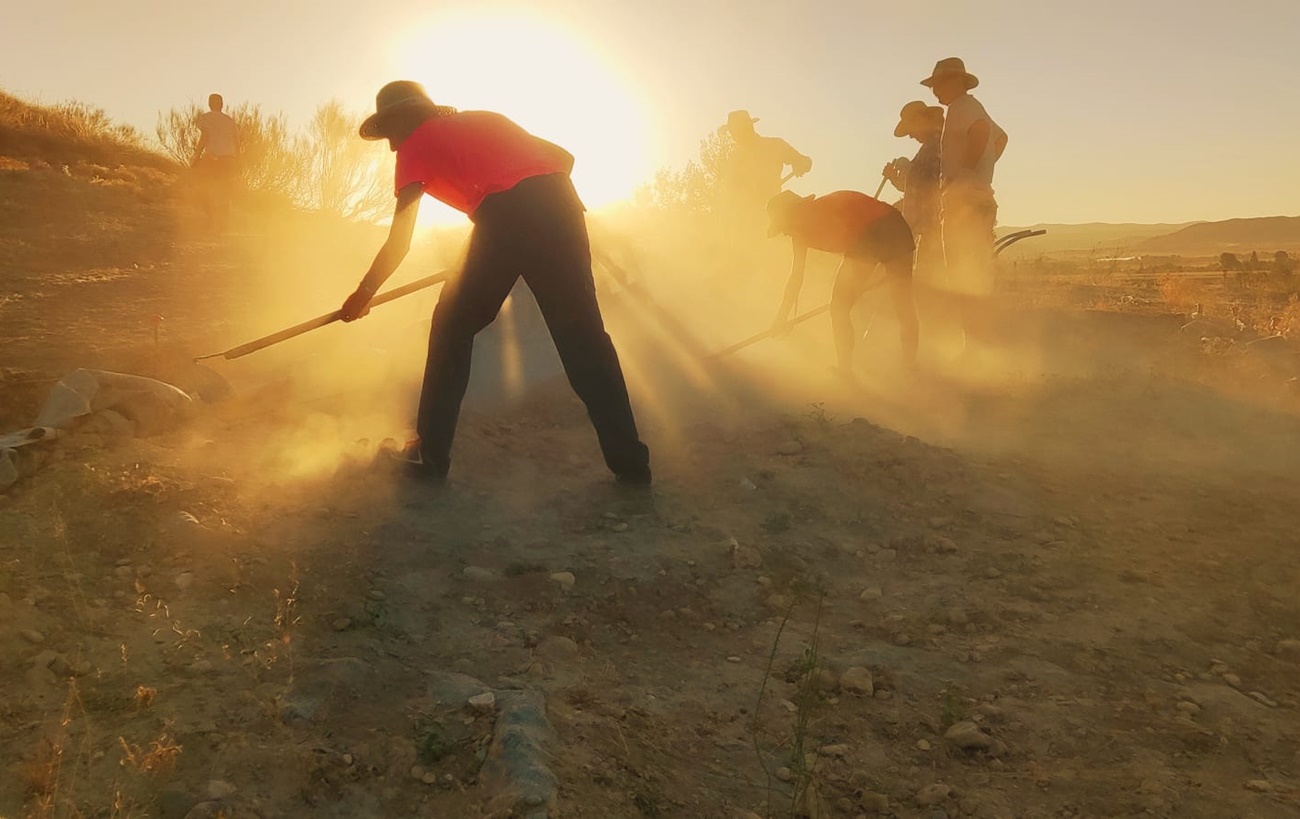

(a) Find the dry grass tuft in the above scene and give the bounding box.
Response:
[117,725,183,775]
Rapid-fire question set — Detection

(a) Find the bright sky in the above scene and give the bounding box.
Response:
[2,0,1296,226]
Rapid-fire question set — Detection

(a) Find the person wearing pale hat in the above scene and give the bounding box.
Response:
[337,80,651,486]
[766,189,919,379]
[921,57,1008,352]
[718,109,812,235]
[884,101,945,282]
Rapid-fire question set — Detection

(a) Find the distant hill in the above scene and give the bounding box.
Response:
[996,222,1195,257]
[1136,216,1300,255]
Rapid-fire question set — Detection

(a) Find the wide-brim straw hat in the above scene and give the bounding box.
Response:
[893,101,944,137]
[721,109,759,134]
[920,57,978,90]
[359,80,443,141]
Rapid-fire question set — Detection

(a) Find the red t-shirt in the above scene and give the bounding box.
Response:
[787,191,894,253]
[393,111,575,215]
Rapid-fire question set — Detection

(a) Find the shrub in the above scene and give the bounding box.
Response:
[155,99,393,221]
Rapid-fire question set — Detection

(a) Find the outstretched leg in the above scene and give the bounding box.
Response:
[415,225,519,476]
[520,187,650,481]
[830,257,876,374]
[836,211,918,372]
[885,256,919,368]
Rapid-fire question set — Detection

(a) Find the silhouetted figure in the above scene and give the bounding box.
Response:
[923,58,1008,354]
[339,81,651,486]
[190,93,239,233]
[884,101,945,287]
[718,110,812,236]
[767,190,919,379]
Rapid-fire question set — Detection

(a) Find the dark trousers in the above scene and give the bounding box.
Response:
[416,173,650,478]
[195,156,237,232]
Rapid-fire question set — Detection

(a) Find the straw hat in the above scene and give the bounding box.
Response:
[359,80,455,141]
[893,101,944,137]
[766,190,812,238]
[919,57,979,90]
[722,109,759,134]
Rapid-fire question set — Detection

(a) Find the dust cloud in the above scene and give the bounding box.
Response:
[184,185,1298,499]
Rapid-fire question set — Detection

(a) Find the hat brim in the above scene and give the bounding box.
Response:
[359,111,388,141]
[358,99,436,141]
[895,109,943,137]
[721,116,759,132]
[920,71,979,90]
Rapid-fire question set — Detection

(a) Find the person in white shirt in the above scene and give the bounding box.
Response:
[922,58,1008,353]
[190,94,240,232]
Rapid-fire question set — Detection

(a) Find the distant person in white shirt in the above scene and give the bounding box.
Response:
[190,93,240,232]
[922,58,1007,353]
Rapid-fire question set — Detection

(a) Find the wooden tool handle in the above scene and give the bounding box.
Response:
[706,304,832,361]
[213,271,450,361]
[704,270,889,361]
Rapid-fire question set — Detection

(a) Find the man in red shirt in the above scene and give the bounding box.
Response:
[767,190,919,378]
[339,81,651,486]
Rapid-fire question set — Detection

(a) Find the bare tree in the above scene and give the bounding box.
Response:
[154,103,201,165]
[235,105,304,200]
[637,130,735,213]
[294,101,394,222]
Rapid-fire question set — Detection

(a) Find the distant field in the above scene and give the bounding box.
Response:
[1000,215,1300,258]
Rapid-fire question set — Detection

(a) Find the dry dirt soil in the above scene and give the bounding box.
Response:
[3,164,1300,819]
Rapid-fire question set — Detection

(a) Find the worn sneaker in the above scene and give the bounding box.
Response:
[615,465,652,487]
[382,440,447,484]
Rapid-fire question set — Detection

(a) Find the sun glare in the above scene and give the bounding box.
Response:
[395,12,653,227]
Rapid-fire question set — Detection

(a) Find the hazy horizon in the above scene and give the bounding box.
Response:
[3,0,1297,226]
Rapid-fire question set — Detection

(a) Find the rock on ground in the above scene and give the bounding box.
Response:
[944,720,992,751]
[480,689,557,817]
[916,783,952,807]
[839,666,874,695]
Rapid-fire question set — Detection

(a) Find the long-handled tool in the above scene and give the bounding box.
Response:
[993,229,1047,255]
[705,271,890,361]
[705,305,831,361]
[194,270,450,362]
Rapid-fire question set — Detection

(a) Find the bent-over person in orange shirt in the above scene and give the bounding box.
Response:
[766,190,919,378]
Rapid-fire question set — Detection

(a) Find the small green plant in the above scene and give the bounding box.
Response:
[941,688,964,729]
[416,717,453,765]
[412,709,477,766]
[749,586,831,819]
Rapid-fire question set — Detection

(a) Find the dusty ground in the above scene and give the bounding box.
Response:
[3,160,1300,819]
